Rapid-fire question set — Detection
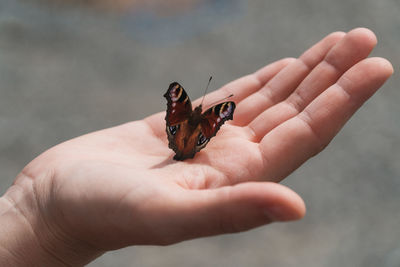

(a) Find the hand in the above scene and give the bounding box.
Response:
[1,28,393,266]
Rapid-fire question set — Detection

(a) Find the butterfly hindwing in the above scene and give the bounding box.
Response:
[200,101,236,139]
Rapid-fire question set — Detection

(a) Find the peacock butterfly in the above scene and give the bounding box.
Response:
[164,80,235,161]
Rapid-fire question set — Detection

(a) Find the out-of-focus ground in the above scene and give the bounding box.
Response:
[0,0,399,266]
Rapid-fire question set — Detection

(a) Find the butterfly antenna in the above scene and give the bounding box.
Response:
[206,94,234,108]
[200,76,213,107]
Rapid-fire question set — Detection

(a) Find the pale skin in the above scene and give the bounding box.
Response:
[0,28,393,266]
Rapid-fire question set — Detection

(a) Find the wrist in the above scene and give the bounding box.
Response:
[0,172,102,266]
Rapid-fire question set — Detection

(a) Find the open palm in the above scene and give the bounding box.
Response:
[10,28,392,264]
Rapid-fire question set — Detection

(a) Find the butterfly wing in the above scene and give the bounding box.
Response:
[164,82,193,158]
[163,82,192,126]
[199,101,236,147]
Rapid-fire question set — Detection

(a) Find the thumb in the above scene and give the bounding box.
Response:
[178,182,306,239]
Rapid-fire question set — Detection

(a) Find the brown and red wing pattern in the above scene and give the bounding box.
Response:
[163,82,192,126]
[164,82,194,160]
[200,101,236,139]
[164,81,236,161]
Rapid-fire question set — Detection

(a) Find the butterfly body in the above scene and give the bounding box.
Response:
[164,82,235,161]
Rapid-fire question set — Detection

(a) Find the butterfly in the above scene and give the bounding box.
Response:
[164,81,236,161]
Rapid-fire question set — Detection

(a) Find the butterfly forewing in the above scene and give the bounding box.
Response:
[164,82,192,125]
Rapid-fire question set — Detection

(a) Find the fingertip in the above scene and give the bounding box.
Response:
[321,31,346,47]
[289,192,306,220]
[280,57,297,65]
[185,182,306,236]
[324,27,378,72]
[369,57,394,76]
[262,182,306,221]
[326,31,346,41]
[287,187,307,220]
[347,27,377,47]
[350,57,394,82]
[253,57,297,84]
[227,182,306,222]
[300,31,345,65]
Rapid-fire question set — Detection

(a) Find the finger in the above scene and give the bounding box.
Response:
[258,57,393,182]
[177,182,305,239]
[234,31,346,126]
[144,58,295,137]
[248,28,377,141]
[191,57,296,107]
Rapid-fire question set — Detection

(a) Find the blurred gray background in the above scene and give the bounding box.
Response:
[0,0,399,266]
